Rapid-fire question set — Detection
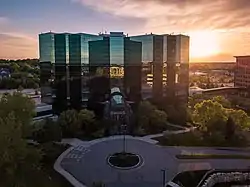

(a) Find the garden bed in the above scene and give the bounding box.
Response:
[108,152,141,169]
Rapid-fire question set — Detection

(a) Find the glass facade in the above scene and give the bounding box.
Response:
[39,31,189,116]
[110,34,125,90]
[39,33,55,63]
[55,34,67,65]
[124,38,142,102]
[80,34,103,65]
[110,35,124,66]
[65,34,69,64]
[69,34,82,109]
[88,35,142,115]
[69,34,81,65]
[163,35,168,63]
[130,34,163,100]
[130,35,153,62]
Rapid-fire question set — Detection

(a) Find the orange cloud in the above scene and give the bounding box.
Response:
[74,0,250,32]
[0,33,37,59]
[73,0,250,61]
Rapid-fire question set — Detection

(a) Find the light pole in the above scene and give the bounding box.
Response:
[121,123,127,153]
[161,169,167,187]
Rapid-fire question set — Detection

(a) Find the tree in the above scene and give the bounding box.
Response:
[33,118,62,143]
[192,98,250,145]
[192,100,227,134]
[17,85,24,91]
[78,109,96,135]
[190,82,195,87]
[137,101,168,134]
[0,109,41,187]
[226,109,250,131]
[58,109,81,137]
[225,117,236,140]
[212,96,231,108]
[0,92,35,137]
[165,105,187,125]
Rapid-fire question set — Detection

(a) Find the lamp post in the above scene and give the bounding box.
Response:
[161,169,167,187]
[121,122,127,153]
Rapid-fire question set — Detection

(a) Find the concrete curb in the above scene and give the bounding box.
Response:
[54,146,87,187]
[107,153,143,170]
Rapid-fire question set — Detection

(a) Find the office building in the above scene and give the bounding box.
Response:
[235,55,250,88]
[130,34,190,104]
[39,32,189,114]
[39,32,103,113]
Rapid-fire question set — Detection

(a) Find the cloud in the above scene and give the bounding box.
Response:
[73,0,250,32]
[0,17,9,24]
[0,33,37,59]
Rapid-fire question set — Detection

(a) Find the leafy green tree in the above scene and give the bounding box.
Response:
[58,109,81,137]
[137,101,156,132]
[137,101,168,134]
[225,117,236,140]
[165,105,187,125]
[33,118,62,143]
[212,96,231,108]
[17,85,24,91]
[190,82,195,87]
[226,109,250,130]
[0,111,41,187]
[0,92,35,137]
[192,98,250,145]
[78,109,97,136]
[0,59,40,89]
[192,100,227,133]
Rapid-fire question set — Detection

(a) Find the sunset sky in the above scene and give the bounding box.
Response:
[0,0,250,62]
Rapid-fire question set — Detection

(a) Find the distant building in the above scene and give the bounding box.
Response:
[234,55,250,88]
[0,68,11,79]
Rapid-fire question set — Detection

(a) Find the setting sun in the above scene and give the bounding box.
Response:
[189,31,221,58]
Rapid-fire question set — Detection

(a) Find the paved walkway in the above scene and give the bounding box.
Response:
[60,124,193,148]
[54,125,249,187]
[55,137,250,187]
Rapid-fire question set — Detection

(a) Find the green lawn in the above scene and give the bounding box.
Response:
[154,131,248,147]
[176,154,250,160]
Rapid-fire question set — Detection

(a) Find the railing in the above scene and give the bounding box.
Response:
[197,169,250,187]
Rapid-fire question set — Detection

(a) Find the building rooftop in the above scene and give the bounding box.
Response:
[35,103,52,113]
[202,86,242,92]
[234,55,250,58]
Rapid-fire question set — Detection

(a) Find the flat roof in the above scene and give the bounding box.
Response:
[202,86,243,92]
[234,55,250,58]
[35,104,52,113]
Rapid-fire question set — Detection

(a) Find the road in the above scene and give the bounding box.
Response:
[59,138,250,187]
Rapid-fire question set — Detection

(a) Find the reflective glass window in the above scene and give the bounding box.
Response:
[110,36,124,66]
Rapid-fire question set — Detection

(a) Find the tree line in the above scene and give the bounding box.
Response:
[0,59,39,89]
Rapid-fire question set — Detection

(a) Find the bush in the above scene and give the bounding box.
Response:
[155,130,248,147]
[33,119,62,143]
[40,142,68,164]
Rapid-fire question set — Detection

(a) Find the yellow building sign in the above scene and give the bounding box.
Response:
[110,67,124,78]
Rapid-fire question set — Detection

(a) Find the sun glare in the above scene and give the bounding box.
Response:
[189,31,220,58]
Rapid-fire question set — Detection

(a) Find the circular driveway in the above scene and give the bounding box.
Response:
[59,137,250,187]
[61,138,179,187]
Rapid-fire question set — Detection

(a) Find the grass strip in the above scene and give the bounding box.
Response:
[176,154,250,160]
